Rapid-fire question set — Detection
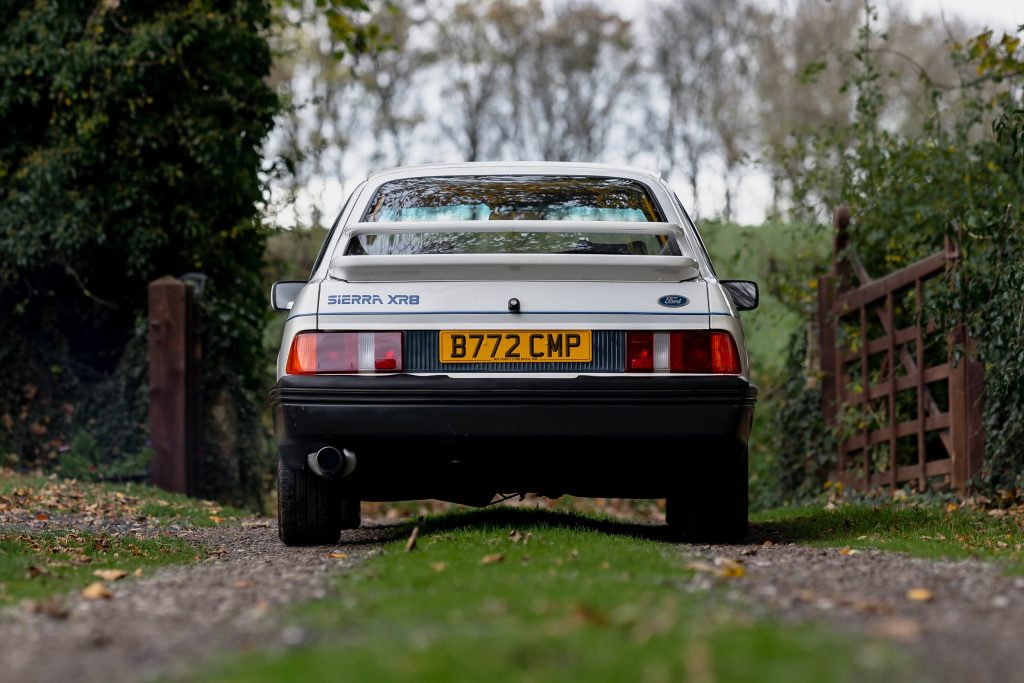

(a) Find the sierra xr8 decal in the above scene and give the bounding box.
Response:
[326,294,421,305]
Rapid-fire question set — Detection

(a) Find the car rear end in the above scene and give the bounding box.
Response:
[272,167,757,544]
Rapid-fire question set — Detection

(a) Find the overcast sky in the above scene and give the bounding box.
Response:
[277,1,1023,229]
[599,0,1020,30]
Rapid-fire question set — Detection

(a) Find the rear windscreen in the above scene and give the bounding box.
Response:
[345,231,681,256]
[362,175,663,223]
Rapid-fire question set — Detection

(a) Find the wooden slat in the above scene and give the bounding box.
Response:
[950,326,969,488]
[887,292,897,489]
[915,279,927,490]
[830,458,952,490]
[818,274,838,425]
[835,251,946,311]
[859,306,870,489]
[870,459,952,487]
[845,364,951,404]
[842,415,950,451]
[845,326,920,361]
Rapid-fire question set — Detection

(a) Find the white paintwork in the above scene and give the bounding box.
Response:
[331,254,700,283]
[275,162,753,380]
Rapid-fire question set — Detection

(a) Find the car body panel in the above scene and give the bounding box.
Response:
[272,162,756,504]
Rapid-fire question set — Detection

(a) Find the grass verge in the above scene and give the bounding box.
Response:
[0,470,238,604]
[754,501,1024,570]
[202,509,909,683]
[0,469,247,527]
[0,529,198,604]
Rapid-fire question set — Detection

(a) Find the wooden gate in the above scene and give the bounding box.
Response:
[817,207,984,491]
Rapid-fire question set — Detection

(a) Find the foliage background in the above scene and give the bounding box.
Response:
[0,0,279,505]
[766,16,1024,502]
[2,0,1021,509]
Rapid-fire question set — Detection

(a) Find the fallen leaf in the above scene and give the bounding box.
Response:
[600,561,611,570]
[93,569,128,581]
[905,588,934,602]
[328,551,348,559]
[871,617,922,642]
[945,502,958,512]
[35,512,49,521]
[81,582,112,600]
[684,561,717,574]
[508,529,523,543]
[713,557,745,578]
[430,562,447,572]
[405,526,419,553]
[208,515,225,524]
[133,568,143,577]
[571,603,609,626]
[241,519,271,528]
[839,547,859,556]
[480,553,505,565]
[233,579,254,589]
[26,565,49,579]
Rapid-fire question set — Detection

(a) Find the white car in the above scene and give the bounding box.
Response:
[271,162,758,545]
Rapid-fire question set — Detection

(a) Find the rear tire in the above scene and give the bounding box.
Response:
[666,448,748,543]
[277,460,342,546]
[340,495,361,530]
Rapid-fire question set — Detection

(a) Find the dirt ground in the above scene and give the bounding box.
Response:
[3,515,1024,683]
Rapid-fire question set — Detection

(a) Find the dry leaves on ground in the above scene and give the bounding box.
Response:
[871,616,923,642]
[92,569,128,581]
[685,558,746,579]
[81,582,112,600]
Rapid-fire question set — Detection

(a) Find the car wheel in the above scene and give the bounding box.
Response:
[340,495,361,530]
[277,460,342,546]
[666,448,748,543]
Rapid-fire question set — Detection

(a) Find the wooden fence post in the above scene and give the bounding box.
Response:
[148,276,201,495]
[817,274,837,424]
[944,234,984,490]
[948,326,985,489]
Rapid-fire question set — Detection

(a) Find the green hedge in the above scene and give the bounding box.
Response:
[773,26,1024,499]
[0,1,279,506]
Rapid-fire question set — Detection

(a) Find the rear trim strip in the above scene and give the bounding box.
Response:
[314,310,726,316]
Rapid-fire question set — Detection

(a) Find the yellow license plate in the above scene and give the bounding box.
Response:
[439,330,592,363]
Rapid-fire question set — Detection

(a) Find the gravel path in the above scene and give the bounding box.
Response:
[693,531,1024,683]
[0,520,406,683]
[4,514,1024,682]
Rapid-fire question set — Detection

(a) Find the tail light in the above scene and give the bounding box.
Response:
[625,331,740,374]
[286,332,403,374]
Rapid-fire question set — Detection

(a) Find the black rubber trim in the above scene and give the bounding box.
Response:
[271,374,758,407]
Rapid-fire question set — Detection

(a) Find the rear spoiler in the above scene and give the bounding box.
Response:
[330,221,700,282]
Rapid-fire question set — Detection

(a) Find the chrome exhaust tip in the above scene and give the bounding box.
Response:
[307,446,357,480]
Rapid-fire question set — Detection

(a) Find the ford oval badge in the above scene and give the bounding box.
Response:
[658,294,689,308]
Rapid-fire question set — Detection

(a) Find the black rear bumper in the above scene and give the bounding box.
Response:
[271,374,756,500]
